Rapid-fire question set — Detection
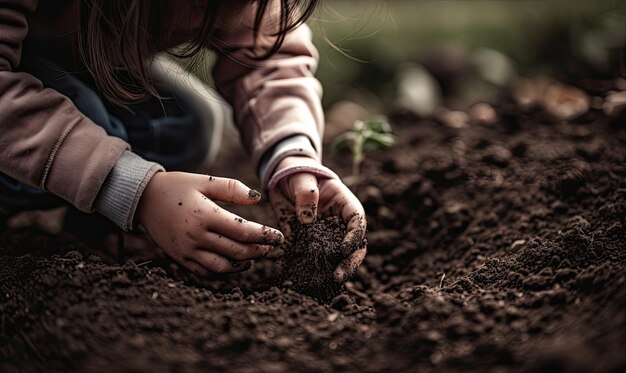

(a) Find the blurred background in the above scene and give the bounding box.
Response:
[187,0,625,127]
[310,0,626,110]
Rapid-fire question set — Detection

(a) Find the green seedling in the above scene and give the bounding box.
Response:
[331,117,395,177]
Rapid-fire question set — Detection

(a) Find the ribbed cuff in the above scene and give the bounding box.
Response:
[95,150,164,231]
[267,163,339,190]
[258,135,319,189]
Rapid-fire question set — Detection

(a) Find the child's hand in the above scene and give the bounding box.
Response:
[268,156,367,282]
[136,172,284,276]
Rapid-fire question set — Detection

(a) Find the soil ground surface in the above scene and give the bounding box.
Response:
[1,94,626,372]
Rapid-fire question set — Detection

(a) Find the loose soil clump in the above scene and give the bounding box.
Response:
[280,216,352,302]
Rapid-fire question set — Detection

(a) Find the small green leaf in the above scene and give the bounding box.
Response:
[365,121,384,133]
[363,139,381,151]
[330,116,395,176]
[367,132,395,147]
[364,117,392,133]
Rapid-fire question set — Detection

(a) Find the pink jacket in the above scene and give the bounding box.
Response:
[0,0,323,224]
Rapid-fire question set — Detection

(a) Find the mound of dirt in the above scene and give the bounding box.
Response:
[280,216,353,302]
[1,94,626,372]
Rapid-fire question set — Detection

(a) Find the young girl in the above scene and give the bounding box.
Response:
[0,0,366,282]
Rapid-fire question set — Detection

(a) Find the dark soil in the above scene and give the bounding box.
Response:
[280,216,352,302]
[1,95,626,372]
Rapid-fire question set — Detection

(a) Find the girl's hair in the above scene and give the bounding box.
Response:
[78,0,319,106]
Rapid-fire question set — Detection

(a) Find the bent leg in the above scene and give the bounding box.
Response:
[147,53,230,170]
[104,53,229,171]
[1,56,229,220]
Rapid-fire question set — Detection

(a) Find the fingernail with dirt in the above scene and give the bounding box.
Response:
[248,189,261,199]
[298,208,315,224]
[260,226,284,245]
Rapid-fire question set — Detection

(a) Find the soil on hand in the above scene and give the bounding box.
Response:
[1,95,626,372]
[280,216,354,302]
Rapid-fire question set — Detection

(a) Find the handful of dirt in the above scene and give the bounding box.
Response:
[280,216,358,302]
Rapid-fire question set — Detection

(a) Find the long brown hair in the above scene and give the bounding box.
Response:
[78,0,319,106]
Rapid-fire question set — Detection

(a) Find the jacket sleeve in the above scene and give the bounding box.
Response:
[0,0,130,212]
[211,3,324,175]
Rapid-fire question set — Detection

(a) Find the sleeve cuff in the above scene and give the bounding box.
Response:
[258,135,319,189]
[95,150,164,231]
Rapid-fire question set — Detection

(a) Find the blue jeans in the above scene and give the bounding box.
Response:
[0,60,213,214]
